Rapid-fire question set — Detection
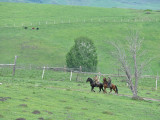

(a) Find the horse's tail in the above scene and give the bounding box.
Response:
[115,85,118,94]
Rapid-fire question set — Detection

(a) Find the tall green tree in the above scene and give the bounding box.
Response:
[66,37,98,72]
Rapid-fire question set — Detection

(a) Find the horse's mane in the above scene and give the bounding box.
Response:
[87,77,94,82]
[103,77,107,81]
[103,77,108,83]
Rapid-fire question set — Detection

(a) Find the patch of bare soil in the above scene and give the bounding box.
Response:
[38,117,44,120]
[0,114,4,118]
[16,118,26,120]
[0,97,11,102]
[32,110,41,114]
[19,104,28,107]
[102,111,114,115]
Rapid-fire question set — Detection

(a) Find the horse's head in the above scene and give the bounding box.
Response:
[103,77,107,82]
[86,78,92,83]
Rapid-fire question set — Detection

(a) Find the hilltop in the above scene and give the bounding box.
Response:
[0,0,160,10]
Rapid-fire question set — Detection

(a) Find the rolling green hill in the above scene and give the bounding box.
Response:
[0,2,160,74]
[0,3,160,120]
[0,0,160,10]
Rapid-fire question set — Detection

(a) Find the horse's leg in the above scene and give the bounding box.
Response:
[112,86,117,94]
[104,87,107,93]
[91,86,95,92]
[113,85,118,94]
[115,85,118,94]
[99,87,101,92]
[109,87,112,93]
[102,86,104,92]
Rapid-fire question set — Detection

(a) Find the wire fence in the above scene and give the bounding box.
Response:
[1,17,159,28]
[0,63,159,91]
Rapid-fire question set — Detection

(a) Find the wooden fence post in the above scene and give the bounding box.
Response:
[12,56,17,76]
[156,77,157,90]
[156,73,158,90]
[70,70,72,81]
[42,66,45,79]
[76,66,82,82]
[80,66,82,72]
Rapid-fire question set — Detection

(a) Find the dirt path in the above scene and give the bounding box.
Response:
[116,94,160,102]
[46,86,160,102]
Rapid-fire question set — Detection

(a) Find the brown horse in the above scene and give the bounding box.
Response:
[103,77,118,94]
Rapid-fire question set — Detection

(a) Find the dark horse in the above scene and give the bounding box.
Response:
[103,77,118,94]
[86,78,104,92]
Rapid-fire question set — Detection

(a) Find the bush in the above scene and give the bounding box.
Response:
[66,37,98,72]
[144,9,152,12]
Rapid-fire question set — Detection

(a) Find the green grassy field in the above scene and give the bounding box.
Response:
[0,2,160,74]
[0,3,160,119]
[0,70,160,120]
[1,70,159,119]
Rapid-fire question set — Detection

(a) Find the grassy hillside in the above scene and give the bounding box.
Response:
[0,71,160,120]
[0,2,160,74]
[1,0,160,10]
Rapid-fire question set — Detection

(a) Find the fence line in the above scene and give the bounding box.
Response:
[0,64,159,89]
[0,64,15,66]
[0,56,17,76]
[72,71,159,79]
[0,64,159,78]
[1,17,159,28]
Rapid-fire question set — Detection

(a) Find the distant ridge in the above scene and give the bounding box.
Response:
[0,0,160,10]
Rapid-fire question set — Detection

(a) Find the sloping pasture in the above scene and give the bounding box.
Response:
[0,70,160,120]
[0,2,160,74]
[0,3,160,120]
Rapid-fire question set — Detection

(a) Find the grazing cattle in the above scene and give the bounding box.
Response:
[32,27,35,30]
[36,27,39,30]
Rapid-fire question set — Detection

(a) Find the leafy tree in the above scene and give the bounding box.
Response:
[66,37,98,72]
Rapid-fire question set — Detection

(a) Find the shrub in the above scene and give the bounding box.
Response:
[66,37,98,72]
